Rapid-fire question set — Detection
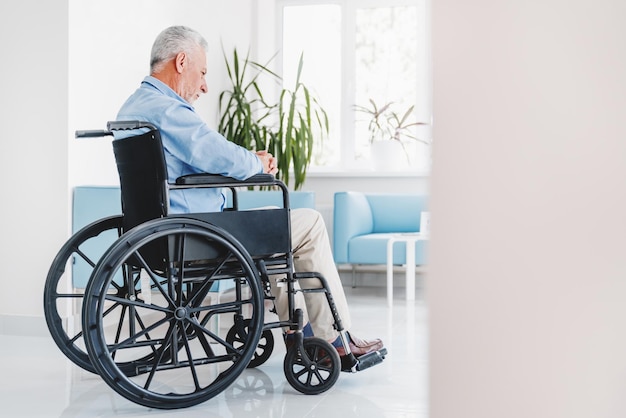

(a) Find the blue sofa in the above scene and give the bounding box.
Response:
[333,191,429,286]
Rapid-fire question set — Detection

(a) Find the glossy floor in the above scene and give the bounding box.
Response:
[0,286,427,418]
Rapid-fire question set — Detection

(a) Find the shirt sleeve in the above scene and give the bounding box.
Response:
[159,101,263,180]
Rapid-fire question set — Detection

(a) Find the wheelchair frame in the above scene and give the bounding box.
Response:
[44,121,386,409]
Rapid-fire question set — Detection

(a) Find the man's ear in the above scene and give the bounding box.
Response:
[175,52,187,74]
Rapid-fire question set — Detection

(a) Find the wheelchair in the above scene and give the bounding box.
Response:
[44,121,387,409]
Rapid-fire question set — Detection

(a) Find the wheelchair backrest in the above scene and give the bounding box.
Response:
[112,129,168,233]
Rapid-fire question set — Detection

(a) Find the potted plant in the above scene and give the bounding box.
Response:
[354,98,429,169]
[218,48,328,190]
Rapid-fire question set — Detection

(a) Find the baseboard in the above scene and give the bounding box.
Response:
[0,314,49,337]
[336,263,428,274]
[337,264,427,288]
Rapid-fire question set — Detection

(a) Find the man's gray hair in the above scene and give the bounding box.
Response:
[150,26,208,73]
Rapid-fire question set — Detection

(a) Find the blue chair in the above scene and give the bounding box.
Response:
[333,191,429,287]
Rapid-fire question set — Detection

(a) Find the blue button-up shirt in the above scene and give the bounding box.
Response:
[115,76,263,213]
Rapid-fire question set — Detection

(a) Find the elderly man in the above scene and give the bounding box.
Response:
[115,25,383,358]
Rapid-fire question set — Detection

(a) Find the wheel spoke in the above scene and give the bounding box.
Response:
[107,312,171,353]
[186,252,234,307]
[143,322,177,389]
[179,324,202,391]
[129,249,176,307]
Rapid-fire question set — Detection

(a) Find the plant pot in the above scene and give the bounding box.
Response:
[370,140,410,171]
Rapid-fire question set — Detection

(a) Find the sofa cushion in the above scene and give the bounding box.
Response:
[348,233,428,265]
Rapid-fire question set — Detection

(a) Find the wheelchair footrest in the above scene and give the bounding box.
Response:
[341,347,388,373]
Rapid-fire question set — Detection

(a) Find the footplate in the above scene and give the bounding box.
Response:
[341,347,388,373]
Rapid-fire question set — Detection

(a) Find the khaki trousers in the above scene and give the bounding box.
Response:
[269,208,352,341]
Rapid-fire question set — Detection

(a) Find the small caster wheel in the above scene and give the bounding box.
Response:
[227,319,275,368]
[283,337,340,394]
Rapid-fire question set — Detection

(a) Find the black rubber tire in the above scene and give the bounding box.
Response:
[43,216,123,373]
[283,337,341,395]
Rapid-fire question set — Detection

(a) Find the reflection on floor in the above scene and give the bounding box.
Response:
[0,286,427,418]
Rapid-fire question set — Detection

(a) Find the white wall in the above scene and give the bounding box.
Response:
[69,0,256,188]
[429,0,626,417]
[0,1,69,332]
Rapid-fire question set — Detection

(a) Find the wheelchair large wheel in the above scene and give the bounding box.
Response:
[44,215,123,373]
[82,218,264,409]
[283,337,341,395]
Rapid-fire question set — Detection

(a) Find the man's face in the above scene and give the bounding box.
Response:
[180,46,208,104]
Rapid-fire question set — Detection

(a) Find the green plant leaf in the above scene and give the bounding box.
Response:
[217,48,328,190]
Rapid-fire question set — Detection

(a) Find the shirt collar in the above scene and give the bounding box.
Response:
[141,76,191,107]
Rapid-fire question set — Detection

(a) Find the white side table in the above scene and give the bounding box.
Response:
[386,233,428,307]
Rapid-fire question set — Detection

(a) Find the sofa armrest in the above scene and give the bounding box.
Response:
[333,192,374,264]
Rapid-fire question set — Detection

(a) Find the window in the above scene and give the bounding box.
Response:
[276,0,431,173]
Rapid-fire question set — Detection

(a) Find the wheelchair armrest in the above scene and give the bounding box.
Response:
[107,120,158,131]
[176,173,277,187]
[175,173,289,211]
[76,120,157,138]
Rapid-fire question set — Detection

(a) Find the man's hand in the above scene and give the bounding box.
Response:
[256,150,278,175]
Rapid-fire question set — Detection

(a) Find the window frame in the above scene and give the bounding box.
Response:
[264,0,432,175]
